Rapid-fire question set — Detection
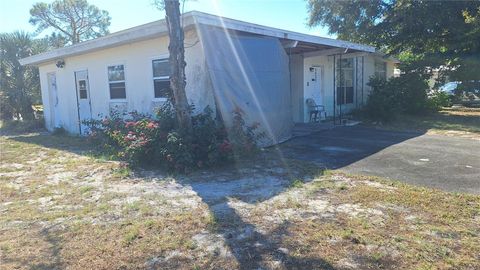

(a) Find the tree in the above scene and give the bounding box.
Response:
[45,32,69,48]
[0,31,47,120]
[154,0,192,130]
[307,0,480,91]
[29,0,111,45]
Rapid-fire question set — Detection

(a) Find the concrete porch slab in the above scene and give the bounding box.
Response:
[292,122,334,137]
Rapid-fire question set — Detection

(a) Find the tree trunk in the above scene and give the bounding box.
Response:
[164,0,191,130]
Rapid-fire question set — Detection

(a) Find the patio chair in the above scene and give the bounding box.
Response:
[306,98,326,122]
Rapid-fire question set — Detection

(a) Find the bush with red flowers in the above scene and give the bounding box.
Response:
[83,102,262,172]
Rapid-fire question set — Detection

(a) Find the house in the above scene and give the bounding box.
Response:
[20,11,397,145]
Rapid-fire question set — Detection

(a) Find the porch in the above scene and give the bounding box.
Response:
[292,121,334,137]
[292,119,362,138]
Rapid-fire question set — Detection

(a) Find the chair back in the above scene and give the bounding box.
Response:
[306,98,317,110]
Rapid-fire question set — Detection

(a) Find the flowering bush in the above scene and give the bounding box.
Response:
[83,103,261,172]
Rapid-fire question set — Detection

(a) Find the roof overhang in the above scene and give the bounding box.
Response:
[20,11,375,66]
[190,11,375,53]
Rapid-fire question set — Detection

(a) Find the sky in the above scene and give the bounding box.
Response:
[0,0,333,38]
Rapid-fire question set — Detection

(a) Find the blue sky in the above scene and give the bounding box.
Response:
[0,0,333,38]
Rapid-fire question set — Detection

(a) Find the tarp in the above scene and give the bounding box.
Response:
[197,25,293,146]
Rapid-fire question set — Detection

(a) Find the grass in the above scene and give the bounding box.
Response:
[362,107,480,138]
[0,133,479,269]
[294,172,480,269]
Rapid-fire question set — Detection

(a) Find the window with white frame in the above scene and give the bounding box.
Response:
[152,59,171,99]
[108,65,126,99]
[375,60,387,80]
[336,58,354,105]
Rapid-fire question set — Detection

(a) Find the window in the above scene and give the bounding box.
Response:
[78,80,87,99]
[336,58,354,105]
[152,59,171,99]
[108,65,126,99]
[375,60,387,80]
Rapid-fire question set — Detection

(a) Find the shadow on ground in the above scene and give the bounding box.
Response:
[147,147,338,269]
[7,132,100,155]
[280,126,425,169]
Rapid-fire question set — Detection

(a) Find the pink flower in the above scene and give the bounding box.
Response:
[124,133,136,141]
[125,121,137,128]
[146,122,158,129]
[102,119,110,125]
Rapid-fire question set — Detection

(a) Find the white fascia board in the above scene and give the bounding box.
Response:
[20,10,376,66]
[303,48,347,57]
[19,18,178,66]
[190,11,375,53]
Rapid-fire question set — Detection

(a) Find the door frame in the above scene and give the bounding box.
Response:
[304,65,324,122]
[46,72,58,130]
[74,69,92,134]
[312,65,324,105]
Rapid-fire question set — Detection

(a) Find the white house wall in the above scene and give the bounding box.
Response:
[38,29,215,133]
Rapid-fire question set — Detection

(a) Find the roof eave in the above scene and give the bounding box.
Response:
[20,17,181,66]
[20,10,375,66]
[191,11,375,53]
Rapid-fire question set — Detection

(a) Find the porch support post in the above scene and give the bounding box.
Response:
[333,54,336,125]
[362,56,364,105]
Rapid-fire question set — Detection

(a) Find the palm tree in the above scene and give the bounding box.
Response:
[0,31,46,120]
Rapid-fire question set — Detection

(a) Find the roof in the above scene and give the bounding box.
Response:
[20,11,376,66]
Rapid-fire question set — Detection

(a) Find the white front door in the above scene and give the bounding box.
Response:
[74,70,92,134]
[311,67,323,105]
[47,72,60,130]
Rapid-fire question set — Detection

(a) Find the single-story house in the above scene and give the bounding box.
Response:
[20,11,397,145]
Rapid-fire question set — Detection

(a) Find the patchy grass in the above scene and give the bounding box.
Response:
[361,107,480,139]
[0,133,479,269]
[283,172,480,269]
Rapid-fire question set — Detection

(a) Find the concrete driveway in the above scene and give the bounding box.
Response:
[280,126,480,194]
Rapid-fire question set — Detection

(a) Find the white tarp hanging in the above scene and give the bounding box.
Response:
[197,25,293,146]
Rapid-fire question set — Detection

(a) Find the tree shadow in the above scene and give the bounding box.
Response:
[6,133,99,156]
[195,196,335,269]
[278,125,425,170]
[30,224,65,270]
[1,223,65,270]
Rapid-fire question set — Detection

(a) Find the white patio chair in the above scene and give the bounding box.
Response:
[306,98,326,122]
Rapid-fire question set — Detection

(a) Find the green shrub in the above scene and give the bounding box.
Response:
[364,73,430,122]
[83,103,261,172]
[428,90,452,110]
[364,77,397,122]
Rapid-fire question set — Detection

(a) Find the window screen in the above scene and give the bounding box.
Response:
[152,59,171,99]
[336,58,354,105]
[108,65,126,99]
[78,80,87,99]
[375,60,387,80]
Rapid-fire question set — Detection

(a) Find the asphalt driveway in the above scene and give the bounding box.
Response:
[280,126,480,194]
